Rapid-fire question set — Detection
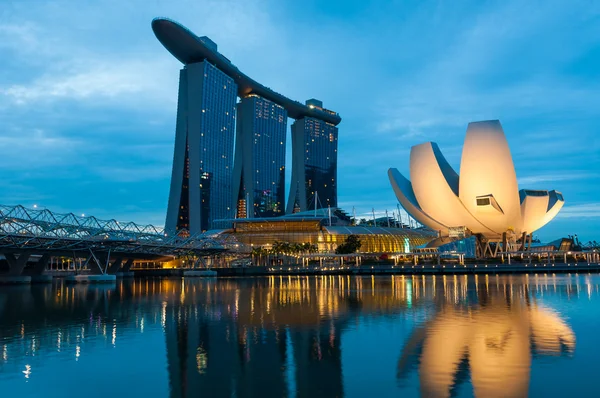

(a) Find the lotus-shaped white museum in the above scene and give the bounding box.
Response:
[388,120,564,249]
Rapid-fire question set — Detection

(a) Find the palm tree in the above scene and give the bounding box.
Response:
[251,247,264,266]
[302,242,311,253]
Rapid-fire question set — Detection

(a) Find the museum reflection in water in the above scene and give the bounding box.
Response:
[0,274,586,397]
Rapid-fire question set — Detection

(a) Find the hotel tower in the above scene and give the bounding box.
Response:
[152,18,341,234]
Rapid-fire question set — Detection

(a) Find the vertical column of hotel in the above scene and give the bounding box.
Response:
[185,62,206,234]
[165,68,191,234]
[233,95,287,218]
[197,61,237,231]
[232,99,249,219]
[287,119,308,213]
[165,60,237,234]
[287,99,339,213]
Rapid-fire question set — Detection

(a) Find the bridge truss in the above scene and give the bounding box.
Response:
[0,205,245,257]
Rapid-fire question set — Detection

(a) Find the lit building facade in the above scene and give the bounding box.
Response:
[388,120,565,254]
[153,18,341,233]
[287,99,339,213]
[165,61,237,234]
[233,95,288,219]
[213,209,436,254]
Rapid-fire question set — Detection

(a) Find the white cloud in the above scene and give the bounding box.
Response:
[0,22,44,53]
[0,128,83,170]
[373,0,600,137]
[556,203,600,218]
[0,1,284,111]
[518,173,597,185]
[2,59,176,106]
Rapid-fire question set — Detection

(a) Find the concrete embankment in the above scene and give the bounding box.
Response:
[132,262,600,278]
[210,262,600,276]
[65,275,117,283]
[2,262,598,285]
[0,276,32,284]
[133,269,219,278]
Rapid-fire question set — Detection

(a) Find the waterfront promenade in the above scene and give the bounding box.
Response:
[132,260,600,277]
[130,248,600,277]
[31,248,600,280]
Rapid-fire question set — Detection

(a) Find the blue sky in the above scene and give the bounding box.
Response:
[0,0,598,242]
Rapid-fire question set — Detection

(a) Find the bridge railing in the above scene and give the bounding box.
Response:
[0,205,247,255]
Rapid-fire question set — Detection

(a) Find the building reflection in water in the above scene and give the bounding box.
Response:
[397,275,576,398]
[0,274,585,397]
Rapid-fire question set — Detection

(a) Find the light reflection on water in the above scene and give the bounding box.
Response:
[0,274,596,397]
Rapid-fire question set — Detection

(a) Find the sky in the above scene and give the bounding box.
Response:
[0,0,598,242]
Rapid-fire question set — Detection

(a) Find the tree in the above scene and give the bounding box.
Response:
[291,243,303,255]
[251,246,268,266]
[335,235,362,254]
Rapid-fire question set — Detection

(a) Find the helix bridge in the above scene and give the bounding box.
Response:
[0,205,246,276]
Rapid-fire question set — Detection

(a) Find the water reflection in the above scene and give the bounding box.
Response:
[0,275,589,397]
[398,278,575,397]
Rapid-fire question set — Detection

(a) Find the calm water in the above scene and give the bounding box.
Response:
[0,274,597,397]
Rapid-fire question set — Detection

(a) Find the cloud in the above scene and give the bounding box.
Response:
[556,203,600,218]
[0,128,83,170]
[518,173,597,185]
[0,23,40,51]
[0,0,598,237]
[372,0,600,137]
[2,59,176,106]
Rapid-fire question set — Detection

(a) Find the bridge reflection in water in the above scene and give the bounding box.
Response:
[0,275,584,397]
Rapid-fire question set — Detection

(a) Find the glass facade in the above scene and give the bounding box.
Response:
[233,95,287,218]
[288,113,339,213]
[304,118,338,208]
[196,62,237,230]
[227,220,436,253]
[168,61,237,233]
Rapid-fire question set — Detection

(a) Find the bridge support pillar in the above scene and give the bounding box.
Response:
[122,259,134,272]
[107,258,123,274]
[84,256,103,275]
[0,253,32,284]
[29,253,53,283]
[81,249,111,275]
[31,253,51,275]
[4,253,30,276]
[115,259,135,278]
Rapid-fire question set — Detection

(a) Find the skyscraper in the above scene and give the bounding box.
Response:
[165,60,237,234]
[233,95,288,219]
[287,99,339,213]
[152,18,341,231]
